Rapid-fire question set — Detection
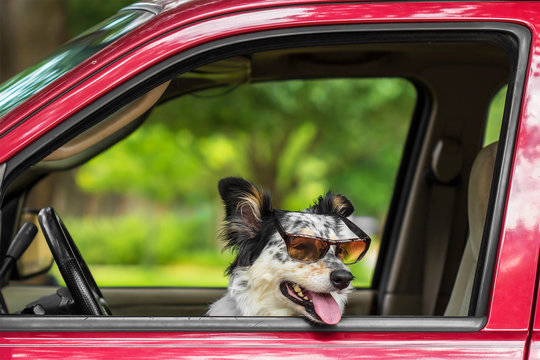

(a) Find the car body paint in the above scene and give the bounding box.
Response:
[2,1,540,358]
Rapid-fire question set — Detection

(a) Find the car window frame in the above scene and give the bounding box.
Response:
[0,22,530,332]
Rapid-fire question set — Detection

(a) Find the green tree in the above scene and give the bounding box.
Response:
[77,78,416,216]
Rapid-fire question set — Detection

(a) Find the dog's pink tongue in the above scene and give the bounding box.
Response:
[307,291,342,325]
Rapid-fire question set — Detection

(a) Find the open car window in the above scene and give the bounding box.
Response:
[0,22,528,332]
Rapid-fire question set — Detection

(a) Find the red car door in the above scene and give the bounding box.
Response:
[0,1,539,358]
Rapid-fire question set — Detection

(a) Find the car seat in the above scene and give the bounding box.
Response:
[445,141,498,316]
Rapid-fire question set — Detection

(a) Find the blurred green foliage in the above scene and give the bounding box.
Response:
[65,206,218,265]
[77,79,417,214]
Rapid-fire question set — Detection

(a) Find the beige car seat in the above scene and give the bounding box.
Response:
[445,142,498,316]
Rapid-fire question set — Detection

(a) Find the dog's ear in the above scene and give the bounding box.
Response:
[218,177,273,275]
[311,192,355,217]
[218,177,272,236]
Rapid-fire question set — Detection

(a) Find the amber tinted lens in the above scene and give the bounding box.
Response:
[337,241,367,264]
[287,236,329,262]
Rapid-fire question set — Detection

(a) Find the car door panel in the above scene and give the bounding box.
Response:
[1,1,540,358]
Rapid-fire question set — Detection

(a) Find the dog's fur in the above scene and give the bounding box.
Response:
[207,177,360,324]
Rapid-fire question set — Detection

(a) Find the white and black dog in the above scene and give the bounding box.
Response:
[207,177,370,325]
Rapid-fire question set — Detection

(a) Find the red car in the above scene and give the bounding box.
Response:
[1,0,540,358]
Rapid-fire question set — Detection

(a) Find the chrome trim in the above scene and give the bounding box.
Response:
[120,2,162,15]
[0,315,486,332]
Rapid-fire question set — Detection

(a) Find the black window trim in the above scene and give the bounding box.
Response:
[0,21,530,332]
[470,25,528,317]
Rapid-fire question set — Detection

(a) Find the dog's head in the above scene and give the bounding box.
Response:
[218,177,369,325]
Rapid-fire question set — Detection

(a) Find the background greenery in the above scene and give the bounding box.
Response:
[60,77,417,287]
[50,1,505,288]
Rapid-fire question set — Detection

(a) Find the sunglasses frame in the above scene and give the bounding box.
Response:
[272,210,371,265]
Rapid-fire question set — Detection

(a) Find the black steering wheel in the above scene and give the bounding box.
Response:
[38,207,110,316]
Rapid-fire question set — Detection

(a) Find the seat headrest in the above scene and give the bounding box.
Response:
[468,141,498,258]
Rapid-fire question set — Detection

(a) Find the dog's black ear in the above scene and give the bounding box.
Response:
[310,192,355,217]
[218,177,272,235]
[218,177,273,275]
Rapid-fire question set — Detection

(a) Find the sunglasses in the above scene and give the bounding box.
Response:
[273,211,371,265]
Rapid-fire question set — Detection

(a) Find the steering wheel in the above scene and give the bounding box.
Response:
[38,207,110,315]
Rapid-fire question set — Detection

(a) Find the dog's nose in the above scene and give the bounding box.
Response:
[330,270,353,290]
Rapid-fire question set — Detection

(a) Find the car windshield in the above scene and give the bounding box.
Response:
[0,8,156,118]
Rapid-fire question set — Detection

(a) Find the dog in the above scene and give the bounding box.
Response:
[207,177,370,325]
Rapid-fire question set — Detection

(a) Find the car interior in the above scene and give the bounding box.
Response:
[0,27,520,325]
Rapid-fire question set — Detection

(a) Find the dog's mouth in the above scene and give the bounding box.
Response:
[279,281,342,325]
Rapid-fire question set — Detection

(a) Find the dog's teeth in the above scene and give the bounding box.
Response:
[292,283,310,301]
